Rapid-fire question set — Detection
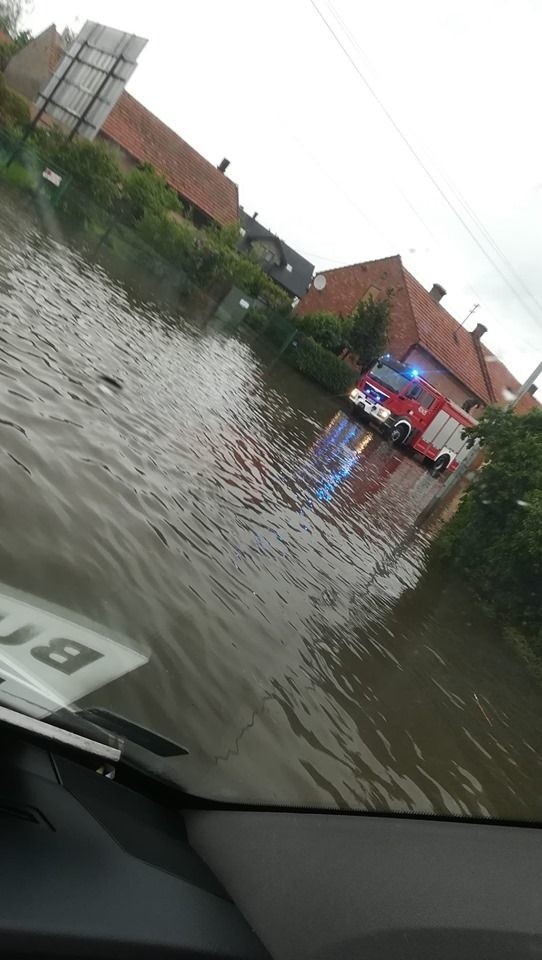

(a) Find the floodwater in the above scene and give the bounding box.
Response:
[1,188,542,818]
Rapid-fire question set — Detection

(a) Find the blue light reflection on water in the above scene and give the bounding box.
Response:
[305,413,367,505]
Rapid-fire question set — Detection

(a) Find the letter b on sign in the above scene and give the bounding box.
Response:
[30,638,103,675]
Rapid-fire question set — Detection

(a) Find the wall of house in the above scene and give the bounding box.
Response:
[97,134,138,172]
[403,345,483,415]
[296,256,418,359]
[4,27,56,102]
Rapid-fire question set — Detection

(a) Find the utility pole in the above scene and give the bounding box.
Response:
[507,359,542,411]
[416,358,542,526]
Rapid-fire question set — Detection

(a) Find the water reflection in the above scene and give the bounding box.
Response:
[1,187,542,819]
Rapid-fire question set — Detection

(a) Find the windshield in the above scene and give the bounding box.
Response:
[367,361,410,394]
[0,0,541,821]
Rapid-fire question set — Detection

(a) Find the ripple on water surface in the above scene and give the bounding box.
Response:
[1,192,542,818]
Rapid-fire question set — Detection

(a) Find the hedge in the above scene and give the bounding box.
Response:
[287,335,357,394]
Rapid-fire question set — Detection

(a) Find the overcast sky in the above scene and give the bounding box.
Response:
[22,0,542,385]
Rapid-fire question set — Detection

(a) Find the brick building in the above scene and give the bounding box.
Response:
[100,94,238,227]
[3,24,64,102]
[297,255,537,415]
[4,25,239,227]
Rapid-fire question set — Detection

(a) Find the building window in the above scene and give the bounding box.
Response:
[251,239,281,267]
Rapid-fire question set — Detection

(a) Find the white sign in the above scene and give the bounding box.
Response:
[0,587,148,719]
[42,168,62,187]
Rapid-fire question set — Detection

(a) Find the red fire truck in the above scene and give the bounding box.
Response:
[349,355,476,473]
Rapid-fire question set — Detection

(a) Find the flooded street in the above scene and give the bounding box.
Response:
[1,189,542,818]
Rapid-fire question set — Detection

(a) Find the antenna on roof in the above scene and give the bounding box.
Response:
[453,303,480,343]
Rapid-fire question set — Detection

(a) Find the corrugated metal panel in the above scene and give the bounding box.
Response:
[36,21,147,140]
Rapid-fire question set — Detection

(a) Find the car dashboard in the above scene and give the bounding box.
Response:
[0,724,541,959]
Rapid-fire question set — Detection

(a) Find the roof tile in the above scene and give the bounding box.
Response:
[401,266,538,410]
[297,255,539,412]
[102,92,239,226]
[400,268,492,402]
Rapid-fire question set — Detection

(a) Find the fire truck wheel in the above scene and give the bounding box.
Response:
[390,423,410,445]
[432,455,450,475]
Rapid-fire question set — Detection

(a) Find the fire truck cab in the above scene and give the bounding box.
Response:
[349,356,476,472]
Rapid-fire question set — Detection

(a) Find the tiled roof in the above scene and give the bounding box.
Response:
[400,268,493,403]
[400,266,538,410]
[297,255,538,411]
[102,92,239,226]
[297,255,419,356]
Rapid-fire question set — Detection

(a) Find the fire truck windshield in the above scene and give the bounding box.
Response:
[368,360,411,394]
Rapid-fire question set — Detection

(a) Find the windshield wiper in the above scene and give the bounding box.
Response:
[0,703,122,762]
[76,708,189,757]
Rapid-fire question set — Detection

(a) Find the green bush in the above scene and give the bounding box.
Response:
[0,71,30,130]
[3,123,291,308]
[295,293,393,363]
[0,26,31,71]
[440,406,542,650]
[122,163,181,223]
[0,156,32,188]
[133,207,291,309]
[243,305,270,332]
[31,127,122,215]
[296,310,350,352]
[287,335,357,393]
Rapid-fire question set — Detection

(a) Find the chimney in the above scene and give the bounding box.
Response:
[429,283,447,303]
[471,322,488,341]
[528,384,538,396]
[253,211,258,221]
[217,158,230,173]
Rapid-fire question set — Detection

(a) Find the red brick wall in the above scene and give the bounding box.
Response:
[296,256,418,359]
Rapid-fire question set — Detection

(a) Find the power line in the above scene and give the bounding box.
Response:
[311,0,542,332]
[323,0,542,354]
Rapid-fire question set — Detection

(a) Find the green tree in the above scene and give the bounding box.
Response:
[0,0,27,35]
[0,27,30,71]
[440,406,542,647]
[296,311,349,352]
[348,293,392,366]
